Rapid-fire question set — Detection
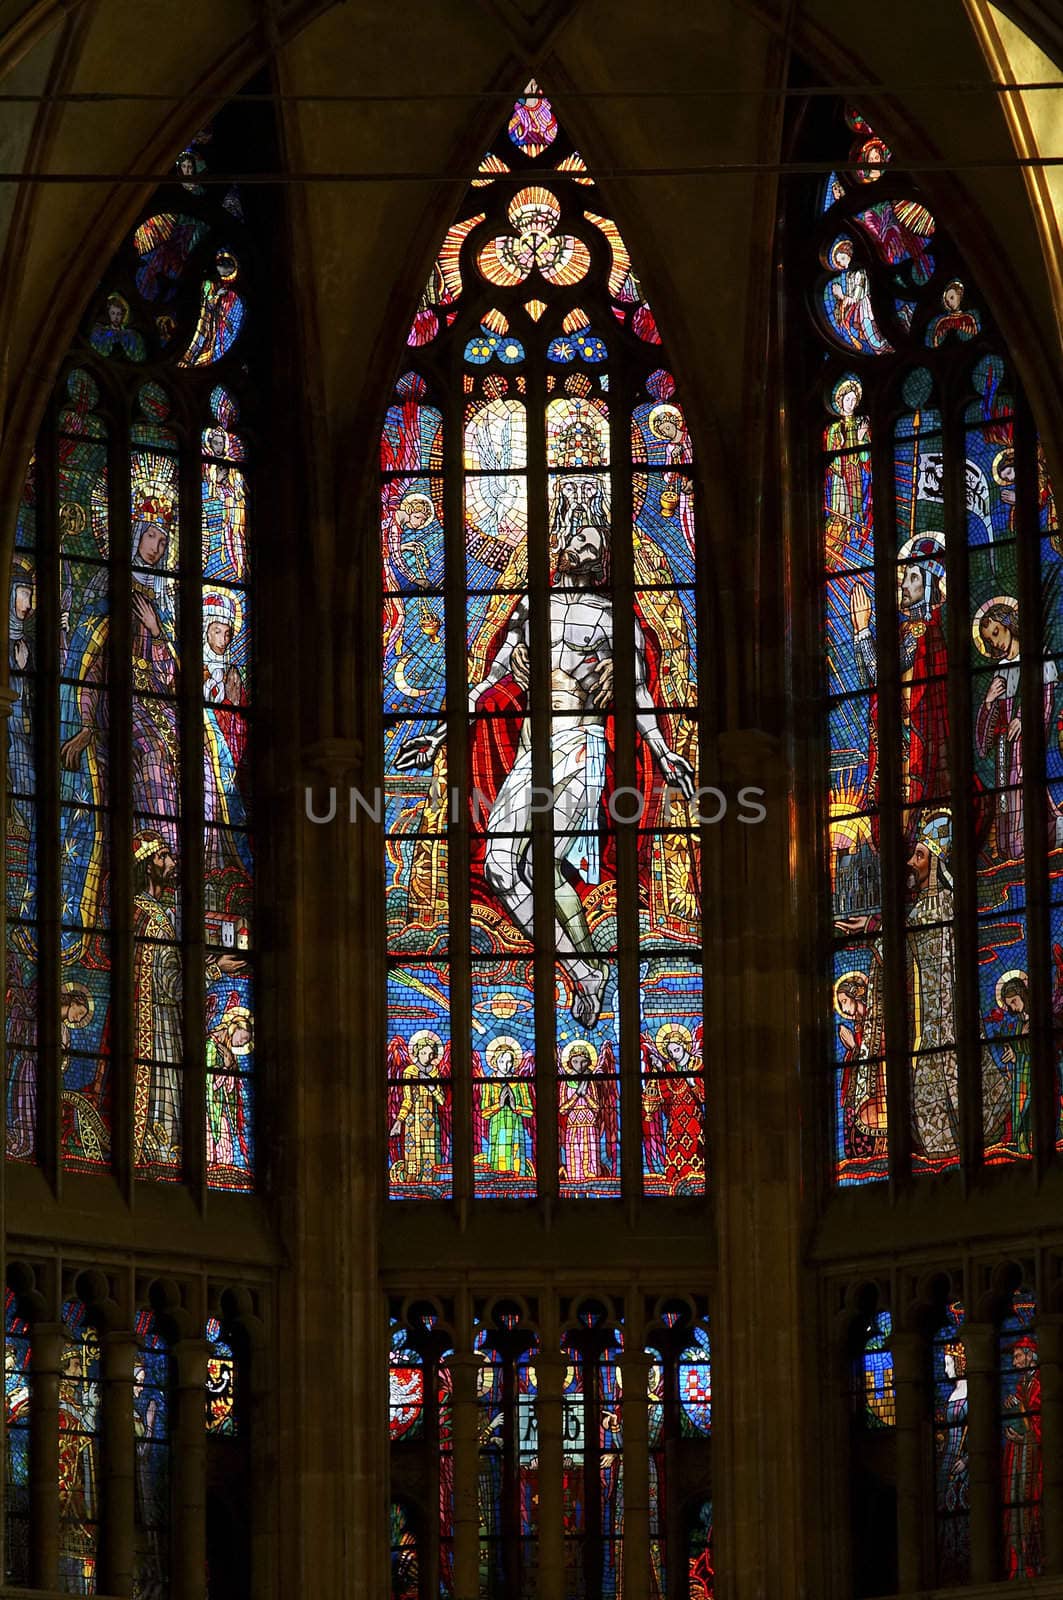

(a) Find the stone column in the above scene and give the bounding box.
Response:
[1036,1313,1063,1576]
[890,1329,928,1593]
[619,1348,651,1600]
[172,1338,209,1600]
[962,1321,999,1585]
[450,1350,481,1600]
[278,737,388,1600]
[100,1329,137,1597]
[711,732,805,1600]
[29,1321,63,1590]
[536,1348,565,1600]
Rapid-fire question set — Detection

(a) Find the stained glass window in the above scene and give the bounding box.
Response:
[5,109,259,1189]
[58,1298,101,1594]
[389,1296,710,1599]
[852,1309,895,1430]
[999,1284,1042,1577]
[382,82,704,1202]
[813,104,1061,1185]
[133,1310,171,1599]
[4,1289,32,1586]
[932,1300,969,1585]
[205,1316,237,1435]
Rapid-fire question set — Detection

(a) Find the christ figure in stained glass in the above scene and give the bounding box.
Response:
[396,509,694,1026]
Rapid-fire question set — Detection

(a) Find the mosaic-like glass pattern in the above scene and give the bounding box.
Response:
[1000,1285,1042,1578]
[815,107,1060,1184]
[6,115,257,1189]
[133,1310,170,1600]
[383,81,703,1200]
[58,1299,101,1594]
[4,1290,32,1586]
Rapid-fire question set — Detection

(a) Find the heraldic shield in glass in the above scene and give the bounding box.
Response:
[6,115,256,1189]
[382,83,704,1200]
[816,106,1063,1186]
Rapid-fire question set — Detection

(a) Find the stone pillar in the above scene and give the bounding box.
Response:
[711,732,805,1600]
[100,1330,137,1597]
[450,1350,481,1600]
[890,1329,928,1593]
[536,1348,565,1600]
[620,1348,651,1600]
[962,1321,999,1585]
[278,737,388,1600]
[172,1338,209,1600]
[29,1320,63,1590]
[1036,1313,1063,1576]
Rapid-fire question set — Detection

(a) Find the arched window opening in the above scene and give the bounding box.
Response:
[932,1298,969,1585]
[809,103,1062,1186]
[389,1293,711,1599]
[4,1288,33,1586]
[5,103,264,1190]
[847,1302,897,1599]
[133,1309,171,1598]
[1000,1282,1042,1576]
[58,1297,102,1594]
[382,82,704,1205]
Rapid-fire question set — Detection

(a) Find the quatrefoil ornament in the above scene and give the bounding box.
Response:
[478,187,590,289]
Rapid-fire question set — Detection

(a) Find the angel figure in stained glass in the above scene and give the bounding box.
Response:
[179,251,244,367]
[388,1031,450,1185]
[476,1036,534,1178]
[202,439,247,583]
[644,1023,705,1190]
[559,1040,616,1183]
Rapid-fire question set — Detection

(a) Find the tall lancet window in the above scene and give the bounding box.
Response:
[5,106,262,1189]
[809,104,1062,1185]
[382,83,704,1201]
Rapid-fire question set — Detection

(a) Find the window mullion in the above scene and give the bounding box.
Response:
[869,399,911,1185]
[943,393,981,1183]
[1015,390,1053,1172]
[607,379,640,1209]
[110,398,135,1201]
[527,356,558,1206]
[179,417,206,1202]
[37,401,61,1191]
[443,382,472,1210]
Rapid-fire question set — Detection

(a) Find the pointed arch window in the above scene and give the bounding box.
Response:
[5,109,261,1190]
[809,104,1062,1185]
[381,83,705,1202]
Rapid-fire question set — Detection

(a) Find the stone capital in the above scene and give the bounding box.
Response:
[301,736,363,784]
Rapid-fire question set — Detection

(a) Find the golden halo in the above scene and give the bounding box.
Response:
[203,587,244,641]
[995,968,1028,1010]
[647,403,683,439]
[61,982,95,1024]
[486,1035,523,1072]
[830,375,862,415]
[971,595,1019,656]
[992,448,1015,487]
[655,1021,692,1055]
[408,1029,443,1063]
[561,1038,598,1072]
[832,970,868,1013]
[398,491,435,524]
